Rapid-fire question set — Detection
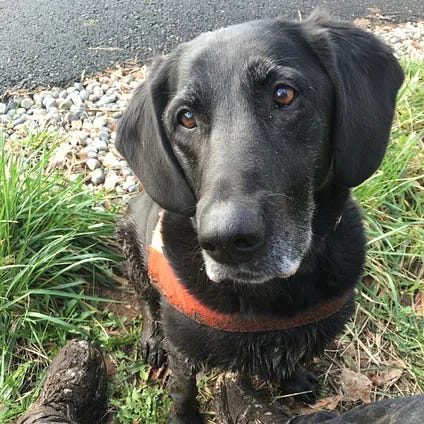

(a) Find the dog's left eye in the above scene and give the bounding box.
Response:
[273,85,296,107]
[178,109,197,129]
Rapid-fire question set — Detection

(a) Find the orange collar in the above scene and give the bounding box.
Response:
[147,220,352,332]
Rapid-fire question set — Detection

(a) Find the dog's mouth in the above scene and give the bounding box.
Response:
[202,253,302,284]
[197,219,313,284]
[200,229,312,284]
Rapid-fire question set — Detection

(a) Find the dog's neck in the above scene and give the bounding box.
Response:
[147,239,354,331]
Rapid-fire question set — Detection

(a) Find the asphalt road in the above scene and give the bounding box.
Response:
[0,0,422,94]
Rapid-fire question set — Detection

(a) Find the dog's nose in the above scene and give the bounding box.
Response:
[198,203,265,264]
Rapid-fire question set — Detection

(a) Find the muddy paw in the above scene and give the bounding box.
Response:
[141,319,167,368]
[280,367,318,404]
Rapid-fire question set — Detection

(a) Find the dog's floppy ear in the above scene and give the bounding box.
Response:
[301,12,404,187]
[116,57,195,215]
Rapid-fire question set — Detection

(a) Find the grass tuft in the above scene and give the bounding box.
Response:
[0,131,120,421]
[321,57,424,408]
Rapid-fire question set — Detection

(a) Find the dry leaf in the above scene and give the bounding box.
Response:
[367,7,381,15]
[78,150,88,161]
[147,365,169,382]
[373,360,405,388]
[414,291,424,316]
[102,199,112,210]
[353,18,372,28]
[340,368,372,403]
[375,367,403,388]
[109,119,117,132]
[49,142,72,167]
[313,395,342,411]
[294,395,342,416]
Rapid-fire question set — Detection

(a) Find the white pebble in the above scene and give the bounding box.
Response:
[87,150,98,159]
[80,90,89,101]
[70,173,84,182]
[93,116,108,129]
[93,138,108,151]
[43,97,57,109]
[86,158,101,171]
[21,98,34,110]
[93,86,104,98]
[91,168,105,185]
[70,92,83,106]
[59,99,73,110]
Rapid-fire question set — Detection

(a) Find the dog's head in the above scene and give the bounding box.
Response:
[117,13,403,284]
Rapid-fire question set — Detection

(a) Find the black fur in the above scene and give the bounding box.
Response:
[116,12,403,423]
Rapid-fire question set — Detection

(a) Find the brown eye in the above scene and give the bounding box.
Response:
[273,85,296,107]
[179,109,196,129]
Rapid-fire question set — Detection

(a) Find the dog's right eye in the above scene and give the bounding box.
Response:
[178,109,197,129]
[273,85,296,107]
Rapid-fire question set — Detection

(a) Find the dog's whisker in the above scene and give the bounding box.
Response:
[263,192,294,200]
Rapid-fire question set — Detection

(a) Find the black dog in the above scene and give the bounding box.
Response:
[116,12,403,423]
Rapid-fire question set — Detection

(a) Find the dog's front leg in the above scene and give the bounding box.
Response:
[139,285,167,369]
[279,366,318,404]
[168,351,203,424]
[116,216,167,368]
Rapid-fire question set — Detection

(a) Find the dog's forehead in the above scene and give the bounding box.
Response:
[173,19,310,87]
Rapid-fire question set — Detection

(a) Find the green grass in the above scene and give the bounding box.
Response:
[347,58,424,398]
[0,131,121,421]
[0,56,423,423]
[0,131,171,423]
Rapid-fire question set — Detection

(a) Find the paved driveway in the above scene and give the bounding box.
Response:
[0,0,422,93]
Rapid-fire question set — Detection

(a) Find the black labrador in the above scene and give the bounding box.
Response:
[116,12,404,423]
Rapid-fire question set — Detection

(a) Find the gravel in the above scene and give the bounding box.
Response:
[0,21,423,205]
[364,20,424,59]
[21,97,34,109]
[91,168,106,185]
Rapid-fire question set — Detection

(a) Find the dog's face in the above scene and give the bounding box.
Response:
[162,23,333,283]
[117,13,403,284]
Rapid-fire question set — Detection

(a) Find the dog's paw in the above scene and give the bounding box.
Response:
[280,367,318,404]
[141,320,167,368]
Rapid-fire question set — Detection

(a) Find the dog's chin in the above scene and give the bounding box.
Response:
[204,257,301,284]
